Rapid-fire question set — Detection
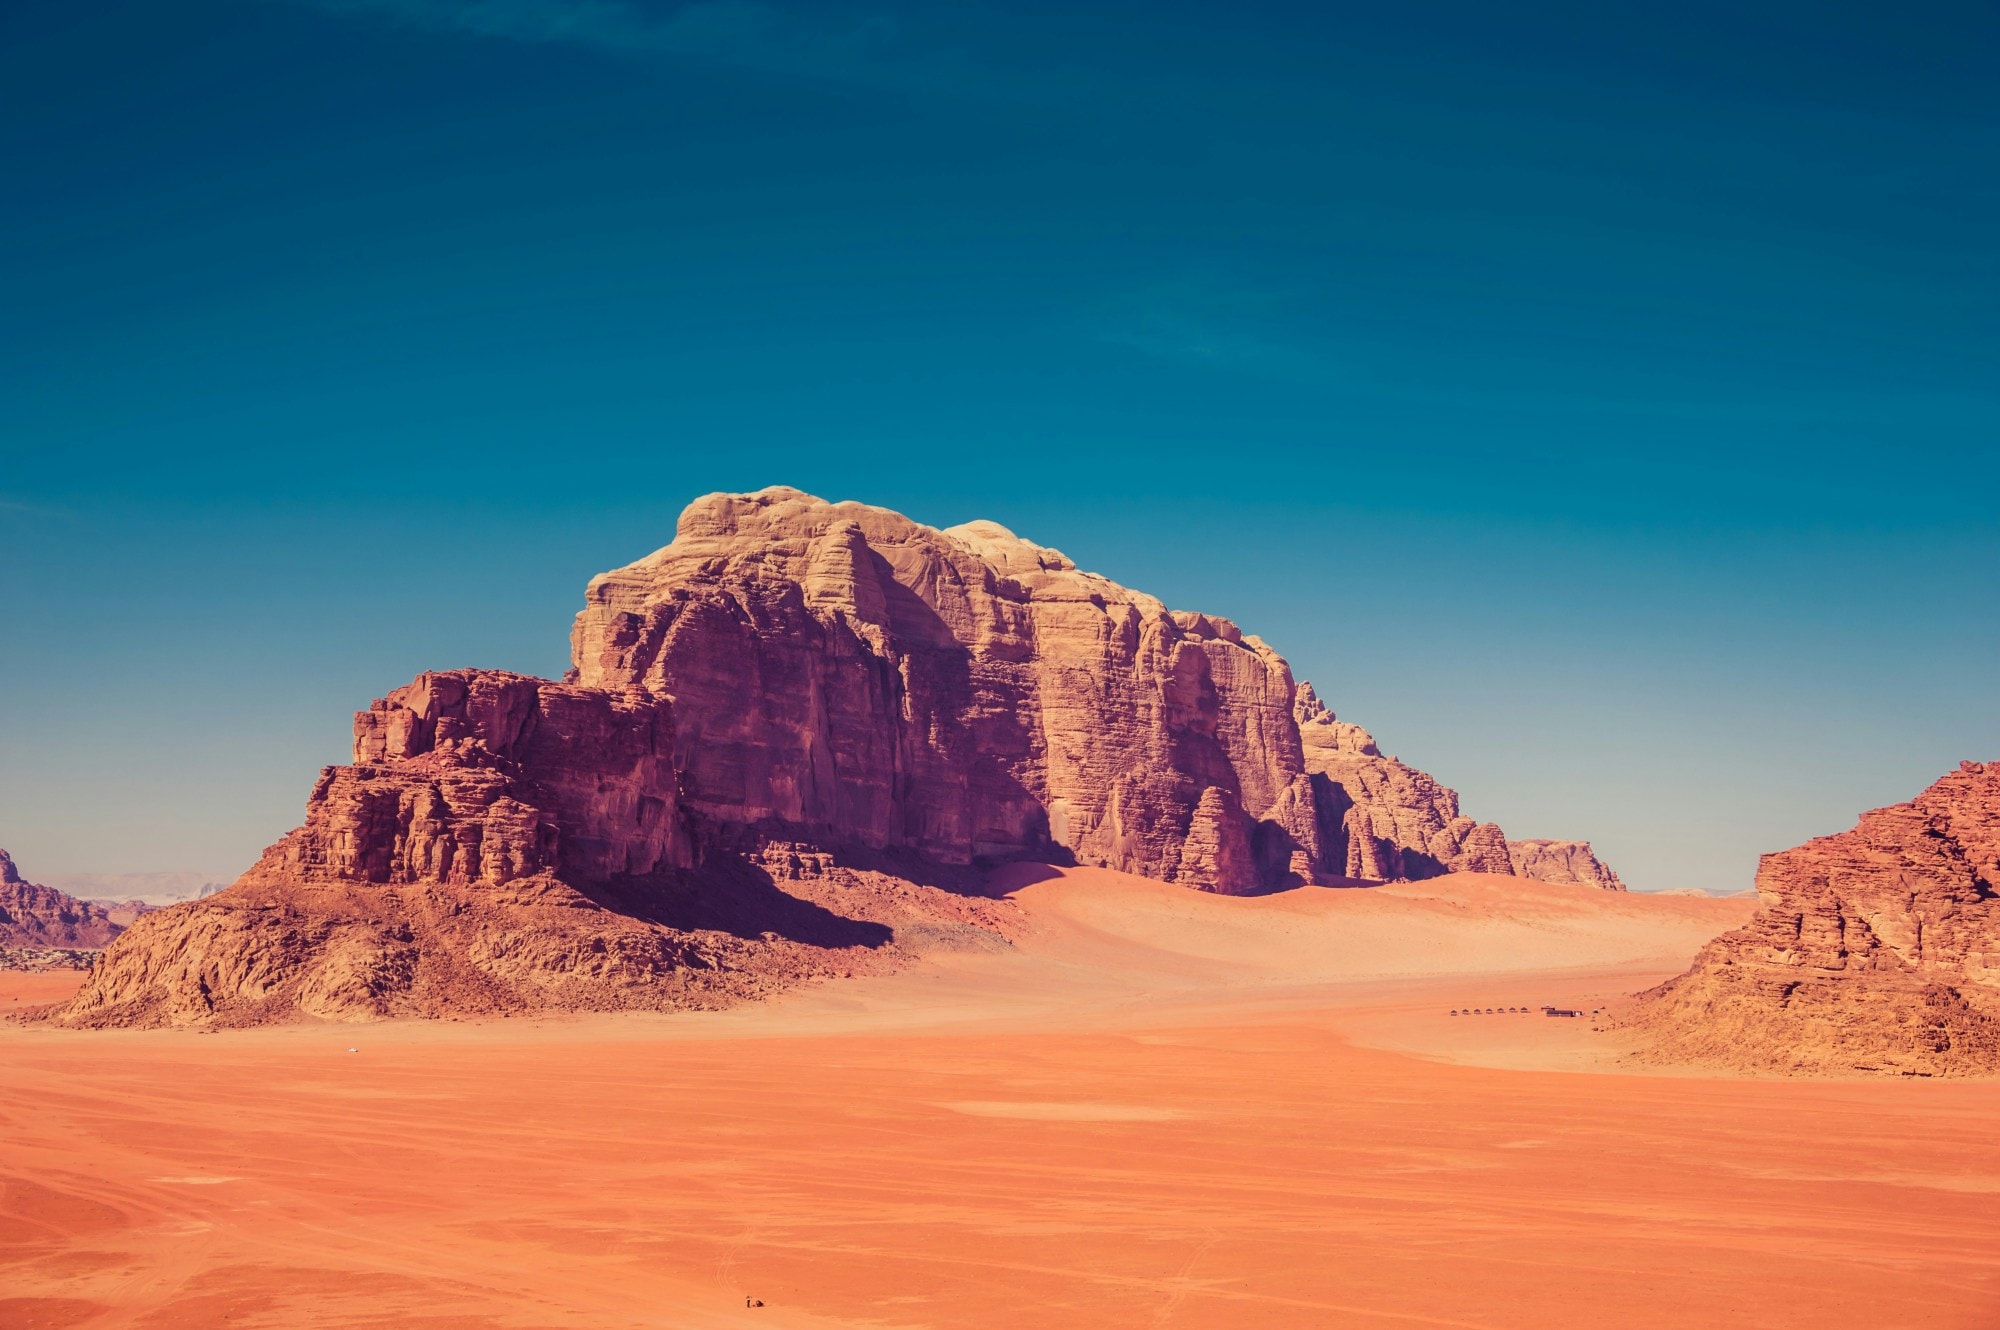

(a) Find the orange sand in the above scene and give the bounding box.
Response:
[5,869,1998,1329]
[0,970,88,1007]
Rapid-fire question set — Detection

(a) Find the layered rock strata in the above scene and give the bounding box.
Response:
[326,669,693,888]
[571,489,1326,892]
[1292,685,1512,880]
[41,486,1621,1028]
[0,850,122,949]
[49,669,1005,1027]
[1291,685,1623,888]
[1623,761,2000,1075]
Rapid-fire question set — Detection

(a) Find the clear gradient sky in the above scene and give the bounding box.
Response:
[3,1,1996,892]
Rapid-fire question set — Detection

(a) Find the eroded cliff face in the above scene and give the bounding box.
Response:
[1289,684,1620,886]
[39,649,1040,1029]
[1622,762,2000,1075]
[48,669,1003,1028]
[0,850,122,949]
[571,488,1322,893]
[320,669,693,888]
[39,486,1620,1028]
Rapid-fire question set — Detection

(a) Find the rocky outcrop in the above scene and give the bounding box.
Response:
[571,488,1324,892]
[0,850,122,949]
[53,849,1002,1028]
[40,486,1620,1028]
[46,669,1005,1028]
[1622,761,2000,1075]
[1508,839,1627,891]
[1290,686,1623,889]
[1293,685,1516,881]
[318,669,693,888]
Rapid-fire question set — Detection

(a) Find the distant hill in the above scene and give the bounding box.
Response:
[39,870,236,905]
[0,850,123,948]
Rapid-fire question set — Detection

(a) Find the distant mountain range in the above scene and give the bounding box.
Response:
[39,871,236,905]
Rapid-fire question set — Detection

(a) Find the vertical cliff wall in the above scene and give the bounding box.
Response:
[569,488,1324,892]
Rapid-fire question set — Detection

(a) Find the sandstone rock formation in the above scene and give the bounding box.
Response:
[40,486,1621,1028]
[48,668,1006,1027]
[1623,762,2000,1075]
[1293,685,1512,880]
[1508,839,1627,891]
[331,669,694,888]
[571,489,1326,892]
[1291,685,1623,889]
[0,850,122,949]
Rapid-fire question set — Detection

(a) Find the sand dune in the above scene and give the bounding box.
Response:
[994,865,1746,984]
[5,868,1998,1329]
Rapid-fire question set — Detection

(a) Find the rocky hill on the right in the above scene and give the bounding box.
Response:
[1622,761,2000,1076]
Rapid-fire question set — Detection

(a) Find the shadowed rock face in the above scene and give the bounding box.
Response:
[571,488,1323,892]
[1291,685,1623,889]
[1293,683,1510,880]
[39,487,1620,1028]
[0,850,122,949]
[324,670,693,888]
[1624,761,2000,1075]
[46,669,993,1028]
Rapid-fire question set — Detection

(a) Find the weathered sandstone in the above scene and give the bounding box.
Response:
[1508,839,1627,891]
[326,669,693,887]
[1292,684,1621,886]
[47,668,1007,1027]
[1623,761,2000,1075]
[39,487,1621,1028]
[0,850,122,950]
[571,489,1325,892]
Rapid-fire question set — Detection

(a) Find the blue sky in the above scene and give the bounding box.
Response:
[2,0,1995,890]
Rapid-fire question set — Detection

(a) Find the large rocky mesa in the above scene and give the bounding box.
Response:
[570,488,1325,892]
[37,487,1622,1028]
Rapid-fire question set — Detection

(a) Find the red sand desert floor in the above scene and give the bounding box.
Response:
[5,869,1997,1330]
